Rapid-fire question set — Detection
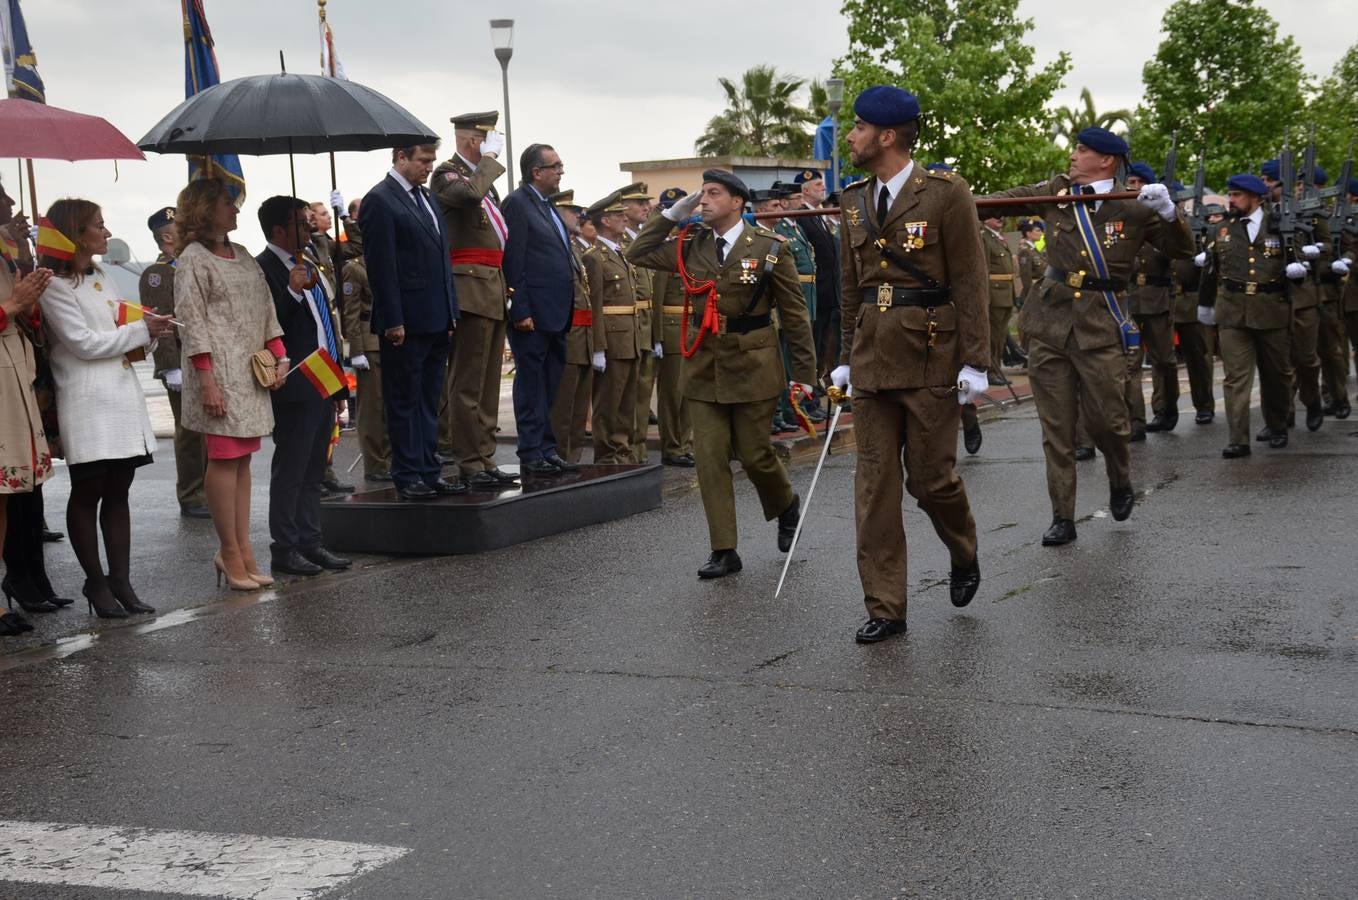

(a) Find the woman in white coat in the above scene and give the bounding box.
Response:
[38,199,175,618]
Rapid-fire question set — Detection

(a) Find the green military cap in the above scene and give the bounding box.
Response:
[618,182,652,201]
[587,191,625,218]
[749,188,783,203]
[550,189,583,211]
[449,110,499,131]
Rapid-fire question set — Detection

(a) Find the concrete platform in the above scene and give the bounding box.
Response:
[319,463,663,556]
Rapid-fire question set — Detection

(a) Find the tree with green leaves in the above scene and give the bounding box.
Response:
[1136,0,1307,190]
[1307,41,1358,177]
[696,66,818,158]
[836,0,1071,193]
[1051,88,1134,147]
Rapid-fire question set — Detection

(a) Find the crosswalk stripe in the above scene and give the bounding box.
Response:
[0,820,409,899]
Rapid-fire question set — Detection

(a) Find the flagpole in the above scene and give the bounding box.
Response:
[24,158,36,221]
[319,0,343,277]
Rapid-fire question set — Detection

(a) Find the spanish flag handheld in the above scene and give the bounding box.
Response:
[0,231,18,262]
[36,218,75,261]
[113,300,145,326]
[295,348,346,399]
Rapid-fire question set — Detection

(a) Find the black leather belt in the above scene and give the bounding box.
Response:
[1133,274,1172,287]
[861,286,952,309]
[1223,277,1285,295]
[693,312,773,335]
[1045,266,1126,292]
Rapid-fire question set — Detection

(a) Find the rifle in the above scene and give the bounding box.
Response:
[1163,132,1179,192]
[1277,131,1305,255]
[1297,124,1325,221]
[1323,138,1354,258]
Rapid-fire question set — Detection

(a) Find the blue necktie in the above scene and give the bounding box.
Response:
[293,255,340,362]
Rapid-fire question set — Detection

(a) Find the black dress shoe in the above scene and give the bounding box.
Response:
[1305,404,1324,432]
[855,617,907,643]
[697,549,742,579]
[430,478,469,495]
[1073,447,1095,461]
[180,504,211,519]
[1336,401,1351,420]
[271,550,323,576]
[396,482,438,501]
[1128,426,1146,442]
[301,547,351,570]
[776,494,800,552]
[1041,517,1077,546]
[963,424,982,455]
[1268,431,1289,449]
[1321,401,1338,416]
[543,453,579,472]
[1222,443,1251,458]
[949,561,980,608]
[466,471,501,488]
[1195,410,1215,425]
[321,479,355,494]
[1255,425,1277,442]
[522,458,561,475]
[41,527,64,542]
[1145,412,1178,432]
[1109,486,1135,522]
[434,451,454,466]
[662,455,696,467]
[486,467,520,484]
[364,472,394,483]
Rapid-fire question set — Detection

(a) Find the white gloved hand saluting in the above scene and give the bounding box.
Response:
[662,191,703,222]
[350,354,369,371]
[957,365,988,405]
[164,368,183,391]
[591,351,607,373]
[1137,183,1177,221]
[1332,259,1351,276]
[330,189,345,213]
[1285,262,1308,279]
[1193,251,1208,268]
[1197,305,1215,327]
[1300,243,1321,259]
[480,129,505,159]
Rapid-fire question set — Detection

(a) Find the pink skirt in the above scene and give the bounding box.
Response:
[205,434,261,460]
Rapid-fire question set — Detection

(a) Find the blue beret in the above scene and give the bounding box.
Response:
[1227,174,1268,196]
[657,187,687,209]
[1350,178,1358,196]
[925,162,954,172]
[853,86,921,126]
[1127,161,1156,183]
[1305,164,1328,186]
[1075,127,1128,157]
[793,169,822,184]
[702,168,751,202]
[1165,179,1186,193]
[1021,219,1044,231]
[147,206,176,232]
[1260,159,1280,180]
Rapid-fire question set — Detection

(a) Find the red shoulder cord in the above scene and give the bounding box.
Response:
[675,224,721,359]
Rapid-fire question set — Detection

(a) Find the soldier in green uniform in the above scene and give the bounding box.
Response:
[771,186,818,432]
[430,111,518,488]
[627,170,815,580]
[652,188,695,467]
[620,184,658,463]
[981,127,1195,545]
[1122,163,1179,436]
[140,207,208,518]
[1178,202,1226,424]
[1011,218,1044,366]
[1197,174,1299,456]
[339,223,393,482]
[981,215,1017,381]
[584,192,640,464]
[549,190,602,463]
[751,189,805,433]
[1311,167,1350,419]
[1340,179,1358,389]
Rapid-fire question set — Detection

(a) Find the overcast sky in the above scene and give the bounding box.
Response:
[11,0,1351,262]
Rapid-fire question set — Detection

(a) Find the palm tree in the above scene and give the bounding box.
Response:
[1051,87,1133,147]
[696,66,818,157]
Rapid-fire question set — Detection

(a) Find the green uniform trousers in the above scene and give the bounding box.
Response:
[1218,325,1292,446]
[551,362,592,463]
[442,312,506,476]
[592,358,637,464]
[989,305,1013,372]
[355,358,391,479]
[1317,303,1348,406]
[1135,313,1179,420]
[656,350,691,458]
[1290,306,1322,410]
[689,396,793,552]
[165,388,206,508]
[630,350,656,463]
[1175,321,1216,415]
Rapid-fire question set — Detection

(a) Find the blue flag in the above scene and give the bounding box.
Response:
[184,0,245,202]
[5,0,45,102]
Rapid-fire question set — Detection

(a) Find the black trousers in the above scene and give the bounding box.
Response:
[506,325,567,461]
[269,396,333,554]
[3,484,54,592]
[380,331,450,489]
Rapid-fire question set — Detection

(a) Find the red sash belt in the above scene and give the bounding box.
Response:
[450,247,504,268]
[572,309,594,327]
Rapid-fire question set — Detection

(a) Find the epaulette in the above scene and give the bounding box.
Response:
[926,168,955,181]
[583,244,600,254]
[752,225,777,239]
[842,180,868,194]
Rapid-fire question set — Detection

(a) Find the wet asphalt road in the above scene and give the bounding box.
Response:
[2,391,1357,898]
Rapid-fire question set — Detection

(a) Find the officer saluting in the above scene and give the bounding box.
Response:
[628,170,815,579]
[830,86,990,643]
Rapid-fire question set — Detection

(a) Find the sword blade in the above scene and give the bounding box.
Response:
[774,403,845,599]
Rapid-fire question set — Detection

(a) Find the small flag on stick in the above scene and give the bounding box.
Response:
[294,348,346,398]
[36,218,75,261]
[113,300,144,326]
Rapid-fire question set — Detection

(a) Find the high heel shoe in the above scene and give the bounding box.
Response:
[82,578,129,620]
[31,571,75,607]
[106,575,156,614]
[0,611,33,635]
[214,553,261,591]
[240,555,274,588]
[2,575,59,613]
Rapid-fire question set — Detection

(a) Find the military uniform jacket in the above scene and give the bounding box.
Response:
[430,153,508,321]
[1126,240,1172,316]
[981,224,1016,308]
[774,217,817,321]
[621,229,655,352]
[583,240,640,361]
[1342,224,1358,314]
[139,253,180,378]
[1198,213,1292,331]
[653,267,684,347]
[627,210,815,404]
[1170,257,1202,323]
[564,244,600,365]
[1292,211,1331,311]
[981,175,1195,351]
[839,167,989,391]
[1016,238,1046,306]
[341,258,380,355]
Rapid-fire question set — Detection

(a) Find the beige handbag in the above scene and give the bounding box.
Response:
[250,348,278,388]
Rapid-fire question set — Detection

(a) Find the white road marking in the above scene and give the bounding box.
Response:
[0,820,409,899]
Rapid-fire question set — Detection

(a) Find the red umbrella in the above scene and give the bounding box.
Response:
[0,98,146,161]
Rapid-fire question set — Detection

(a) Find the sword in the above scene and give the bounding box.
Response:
[774,386,849,599]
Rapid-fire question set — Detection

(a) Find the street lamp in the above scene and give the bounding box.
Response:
[490,19,515,186]
[826,78,845,191]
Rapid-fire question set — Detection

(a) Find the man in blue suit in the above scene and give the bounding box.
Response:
[359,144,466,500]
[501,143,582,474]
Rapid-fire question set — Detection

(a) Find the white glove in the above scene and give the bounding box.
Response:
[652,342,664,360]
[480,129,505,159]
[28,225,38,243]
[1193,251,1208,268]
[329,189,345,213]
[591,351,607,373]
[164,368,183,390]
[1137,183,1176,221]
[957,365,988,406]
[790,381,815,398]
[1332,259,1351,276]
[661,191,702,221]
[1300,243,1321,260]
[350,354,370,371]
[829,364,851,390]
[1285,262,1308,279]
[1197,305,1215,327]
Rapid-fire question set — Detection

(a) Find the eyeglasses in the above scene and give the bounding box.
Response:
[536,162,565,172]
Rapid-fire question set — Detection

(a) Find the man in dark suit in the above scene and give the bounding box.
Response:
[794,168,841,380]
[500,142,582,474]
[255,196,352,576]
[358,144,465,500]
